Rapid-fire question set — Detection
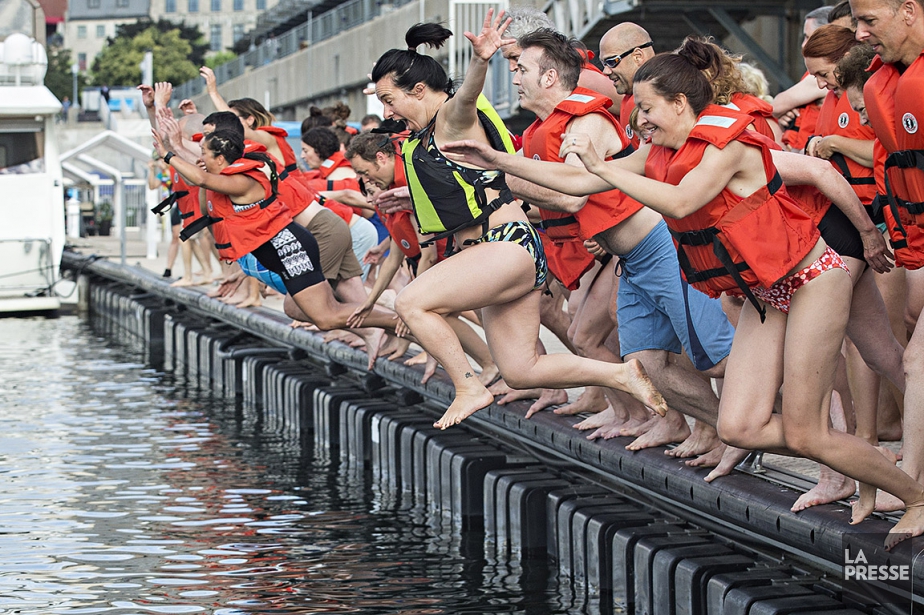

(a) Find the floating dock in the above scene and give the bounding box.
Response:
[64,250,917,614]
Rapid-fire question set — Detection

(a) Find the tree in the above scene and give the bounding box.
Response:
[91,27,199,87]
[205,50,237,69]
[113,19,209,67]
[44,47,87,103]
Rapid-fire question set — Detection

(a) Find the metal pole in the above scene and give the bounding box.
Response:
[71,62,78,117]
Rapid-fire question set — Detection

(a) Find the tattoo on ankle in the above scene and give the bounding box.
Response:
[465,372,473,378]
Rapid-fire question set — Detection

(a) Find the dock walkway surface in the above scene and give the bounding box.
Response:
[63,230,918,612]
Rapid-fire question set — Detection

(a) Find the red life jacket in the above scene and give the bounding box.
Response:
[620,93,640,149]
[522,87,643,241]
[724,93,778,142]
[318,151,353,178]
[245,140,313,217]
[256,125,301,177]
[864,52,924,270]
[814,90,877,204]
[172,173,201,229]
[646,105,820,320]
[204,157,293,261]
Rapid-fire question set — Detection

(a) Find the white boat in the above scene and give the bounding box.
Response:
[0,31,65,313]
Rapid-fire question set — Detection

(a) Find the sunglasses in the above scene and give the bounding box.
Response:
[601,41,653,69]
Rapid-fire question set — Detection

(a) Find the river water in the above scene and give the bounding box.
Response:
[0,316,581,614]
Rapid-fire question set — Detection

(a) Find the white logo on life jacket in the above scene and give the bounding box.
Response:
[400,239,411,250]
[174,172,179,183]
[838,112,849,129]
[903,112,918,134]
[625,125,634,139]
[533,154,541,160]
[207,199,213,212]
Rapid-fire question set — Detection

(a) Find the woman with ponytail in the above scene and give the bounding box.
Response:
[152,125,401,368]
[443,37,924,546]
[369,12,667,430]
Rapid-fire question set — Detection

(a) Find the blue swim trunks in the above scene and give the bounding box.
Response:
[616,220,734,371]
[238,252,288,296]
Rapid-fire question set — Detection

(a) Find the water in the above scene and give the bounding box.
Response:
[0,317,581,614]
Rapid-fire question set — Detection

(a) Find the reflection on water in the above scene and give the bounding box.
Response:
[0,317,574,614]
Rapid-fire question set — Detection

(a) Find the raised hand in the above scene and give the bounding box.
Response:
[153,81,172,108]
[157,106,182,147]
[463,8,514,61]
[178,99,198,115]
[137,84,155,109]
[200,66,217,93]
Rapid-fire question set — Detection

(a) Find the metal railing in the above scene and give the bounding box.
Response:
[98,179,149,229]
[174,0,415,102]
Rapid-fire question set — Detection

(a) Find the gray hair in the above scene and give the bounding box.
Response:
[805,5,833,25]
[505,6,557,40]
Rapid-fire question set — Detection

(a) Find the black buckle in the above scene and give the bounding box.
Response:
[670,227,718,246]
[538,215,578,230]
[179,215,218,241]
[767,172,783,195]
[885,149,924,170]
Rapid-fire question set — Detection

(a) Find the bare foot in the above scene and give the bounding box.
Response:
[666,421,720,458]
[619,415,658,437]
[488,378,511,396]
[704,446,750,482]
[420,354,438,384]
[496,387,543,405]
[625,409,690,451]
[404,351,428,366]
[876,491,905,513]
[686,442,726,468]
[324,330,355,344]
[360,328,386,370]
[792,464,857,512]
[574,405,617,431]
[171,277,196,287]
[233,294,262,308]
[621,359,668,417]
[379,335,410,361]
[886,500,924,550]
[435,388,494,429]
[525,389,569,418]
[477,363,500,387]
[553,387,609,416]
[290,320,317,330]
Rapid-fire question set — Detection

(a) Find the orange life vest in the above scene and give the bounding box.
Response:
[204,157,293,261]
[256,125,301,177]
[814,90,877,204]
[724,92,778,142]
[620,93,640,149]
[864,52,924,270]
[151,171,202,234]
[245,140,313,218]
[646,105,819,320]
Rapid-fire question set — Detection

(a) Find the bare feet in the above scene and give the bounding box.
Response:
[379,335,411,361]
[618,415,657,437]
[886,499,924,550]
[625,408,690,451]
[434,387,494,429]
[875,491,905,513]
[233,294,262,308]
[171,277,196,287]
[496,387,543,405]
[685,442,726,468]
[553,387,609,416]
[666,420,721,459]
[704,446,750,483]
[792,464,857,512]
[574,405,617,431]
[404,351,428,366]
[525,388,569,418]
[420,354,438,384]
[477,363,500,387]
[620,359,668,417]
[488,378,511,396]
[360,328,386,370]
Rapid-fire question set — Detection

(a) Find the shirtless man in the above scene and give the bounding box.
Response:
[506,29,735,455]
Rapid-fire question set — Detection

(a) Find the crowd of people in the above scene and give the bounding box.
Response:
[141,0,924,545]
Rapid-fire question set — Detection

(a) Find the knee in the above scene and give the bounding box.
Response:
[627,351,668,382]
[283,296,301,320]
[903,341,924,377]
[716,414,760,450]
[500,370,533,390]
[394,288,420,322]
[780,423,819,459]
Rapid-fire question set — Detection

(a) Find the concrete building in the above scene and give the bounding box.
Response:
[148,0,280,54]
[65,0,150,70]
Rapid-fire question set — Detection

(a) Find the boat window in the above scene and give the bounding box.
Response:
[0,121,44,174]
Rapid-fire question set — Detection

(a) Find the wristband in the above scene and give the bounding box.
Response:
[164,151,175,165]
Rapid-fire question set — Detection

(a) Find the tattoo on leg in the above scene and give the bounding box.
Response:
[465,372,474,378]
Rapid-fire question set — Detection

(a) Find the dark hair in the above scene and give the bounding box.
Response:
[301,127,341,160]
[361,114,382,127]
[829,0,853,24]
[204,129,279,196]
[633,37,718,116]
[517,28,583,92]
[803,24,859,62]
[345,132,396,162]
[227,98,274,128]
[203,111,244,138]
[301,107,333,135]
[371,23,454,94]
[836,43,877,91]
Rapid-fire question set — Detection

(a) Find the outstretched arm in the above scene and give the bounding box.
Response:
[441,9,514,136]
[201,66,230,112]
[772,150,891,272]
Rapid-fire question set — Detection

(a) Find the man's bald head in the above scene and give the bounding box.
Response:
[599,22,655,95]
[178,113,205,140]
[600,22,652,53]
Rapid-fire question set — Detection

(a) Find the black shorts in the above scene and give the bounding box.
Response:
[817,205,864,261]
[250,222,327,295]
[170,205,181,227]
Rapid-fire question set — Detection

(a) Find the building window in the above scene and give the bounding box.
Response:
[233,24,244,43]
[188,0,198,11]
[77,25,87,38]
[256,0,265,9]
[88,0,100,7]
[116,0,128,7]
[210,23,222,50]
[165,0,176,11]
[210,0,220,11]
[233,0,243,10]
[96,25,105,37]
[78,52,87,70]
